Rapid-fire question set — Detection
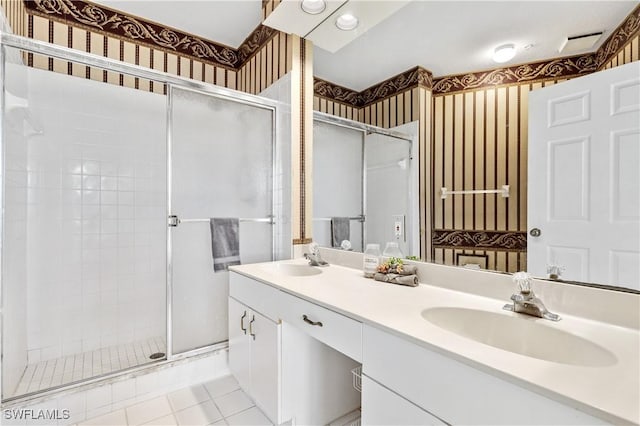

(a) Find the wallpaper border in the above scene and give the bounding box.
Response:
[432,230,527,252]
[314,66,433,108]
[24,0,280,70]
[596,3,640,69]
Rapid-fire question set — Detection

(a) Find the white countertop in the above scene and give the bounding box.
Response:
[230,259,640,425]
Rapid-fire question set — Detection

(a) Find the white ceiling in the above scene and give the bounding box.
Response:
[92,1,637,91]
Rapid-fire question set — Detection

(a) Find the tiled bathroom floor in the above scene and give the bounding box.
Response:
[14,337,166,397]
[79,375,272,426]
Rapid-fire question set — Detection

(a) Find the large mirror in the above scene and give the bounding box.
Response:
[309,2,639,293]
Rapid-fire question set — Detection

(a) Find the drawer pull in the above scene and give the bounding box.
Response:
[249,315,256,340]
[240,311,247,335]
[302,314,323,327]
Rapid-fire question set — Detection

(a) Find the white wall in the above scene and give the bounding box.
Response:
[8,63,168,365]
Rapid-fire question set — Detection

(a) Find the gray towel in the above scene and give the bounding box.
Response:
[373,272,419,287]
[331,217,350,248]
[210,218,240,272]
[387,264,418,276]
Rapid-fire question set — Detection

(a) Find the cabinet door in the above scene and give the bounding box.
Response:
[250,310,280,424]
[228,297,252,394]
[362,375,445,426]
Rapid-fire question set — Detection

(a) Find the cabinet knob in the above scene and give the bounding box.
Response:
[529,228,542,237]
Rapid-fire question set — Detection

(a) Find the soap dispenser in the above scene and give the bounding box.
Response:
[363,244,381,278]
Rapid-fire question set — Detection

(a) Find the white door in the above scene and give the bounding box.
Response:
[250,310,280,424]
[528,62,640,289]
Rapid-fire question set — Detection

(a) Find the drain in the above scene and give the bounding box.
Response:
[149,352,165,360]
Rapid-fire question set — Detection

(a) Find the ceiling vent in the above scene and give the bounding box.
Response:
[558,31,604,53]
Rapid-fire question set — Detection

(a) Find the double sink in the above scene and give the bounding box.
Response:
[260,261,617,368]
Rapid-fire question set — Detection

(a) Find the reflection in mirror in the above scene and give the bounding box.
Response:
[310,4,638,292]
[312,113,418,257]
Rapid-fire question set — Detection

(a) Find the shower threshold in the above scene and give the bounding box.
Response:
[11,336,166,398]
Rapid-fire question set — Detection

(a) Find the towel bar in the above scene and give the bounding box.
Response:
[168,216,275,226]
[313,216,365,223]
[440,185,509,199]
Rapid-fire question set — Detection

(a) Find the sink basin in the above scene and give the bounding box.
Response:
[262,263,323,277]
[422,307,617,367]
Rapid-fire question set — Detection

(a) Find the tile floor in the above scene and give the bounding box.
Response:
[14,337,166,397]
[78,375,272,426]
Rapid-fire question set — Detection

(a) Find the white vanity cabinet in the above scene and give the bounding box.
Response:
[362,324,609,426]
[228,274,282,424]
[229,271,361,425]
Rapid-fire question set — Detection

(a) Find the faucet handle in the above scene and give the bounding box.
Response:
[308,242,320,256]
[512,271,532,293]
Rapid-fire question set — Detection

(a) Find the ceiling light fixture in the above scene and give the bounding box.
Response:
[493,43,516,63]
[300,0,326,15]
[335,13,359,31]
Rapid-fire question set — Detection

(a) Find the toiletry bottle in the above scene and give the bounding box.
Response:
[363,244,381,278]
[383,242,404,258]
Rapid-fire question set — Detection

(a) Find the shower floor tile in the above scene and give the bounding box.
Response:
[13,336,166,398]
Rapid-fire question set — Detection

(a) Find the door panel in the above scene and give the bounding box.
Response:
[250,310,280,424]
[528,62,640,289]
[228,297,251,394]
[169,87,274,353]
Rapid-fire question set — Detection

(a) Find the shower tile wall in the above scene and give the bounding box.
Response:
[2,61,30,396]
[16,64,167,367]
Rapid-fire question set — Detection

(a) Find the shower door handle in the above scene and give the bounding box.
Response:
[240,311,247,335]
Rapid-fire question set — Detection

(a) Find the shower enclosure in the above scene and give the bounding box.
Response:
[0,33,286,402]
[312,113,416,256]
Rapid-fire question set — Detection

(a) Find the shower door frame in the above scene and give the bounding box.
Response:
[312,111,414,252]
[0,32,279,404]
[166,84,277,357]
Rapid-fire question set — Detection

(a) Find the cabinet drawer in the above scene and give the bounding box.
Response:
[362,375,445,426]
[229,272,281,321]
[363,325,607,425]
[280,291,362,362]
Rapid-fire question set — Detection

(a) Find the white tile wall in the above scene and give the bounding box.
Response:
[13,65,167,368]
[3,62,30,397]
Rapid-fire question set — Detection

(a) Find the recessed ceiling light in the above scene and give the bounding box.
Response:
[493,43,516,63]
[300,0,326,15]
[336,13,359,31]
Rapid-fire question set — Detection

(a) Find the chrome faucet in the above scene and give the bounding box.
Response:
[303,242,328,267]
[503,272,560,321]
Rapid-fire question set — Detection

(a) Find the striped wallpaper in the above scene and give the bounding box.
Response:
[23,13,237,92]
[0,0,25,36]
[237,30,292,95]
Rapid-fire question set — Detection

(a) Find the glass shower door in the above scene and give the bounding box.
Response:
[365,133,413,255]
[168,87,274,354]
